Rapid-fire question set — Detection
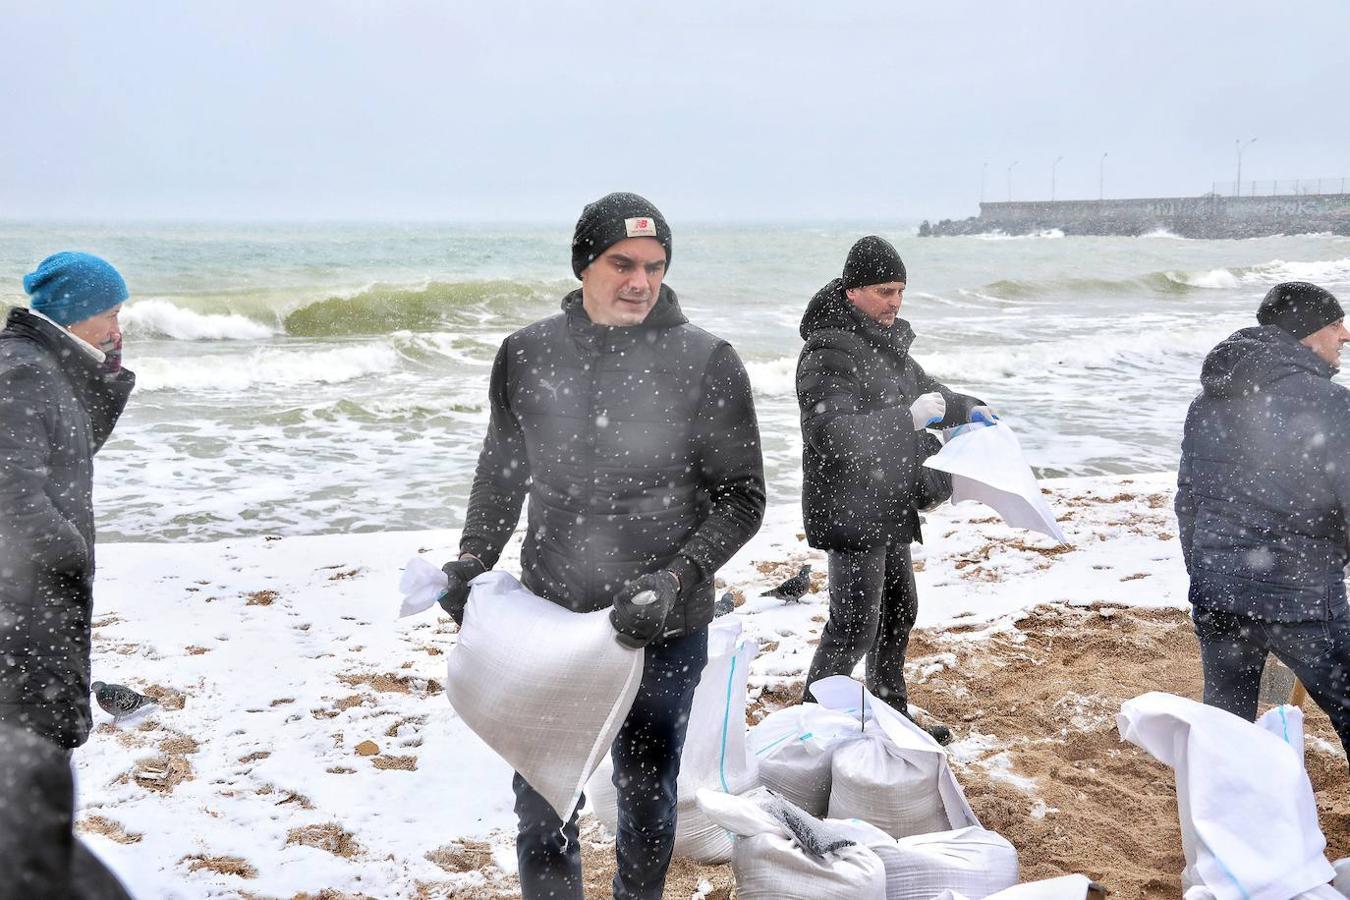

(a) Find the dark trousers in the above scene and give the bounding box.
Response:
[512,628,708,900]
[803,543,918,709]
[1193,603,1350,764]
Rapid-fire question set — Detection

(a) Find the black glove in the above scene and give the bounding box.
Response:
[914,431,953,512]
[438,556,487,626]
[609,571,678,650]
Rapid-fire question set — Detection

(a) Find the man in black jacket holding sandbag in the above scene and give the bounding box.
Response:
[796,236,989,742]
[440,192,765,899]
[1177,281,1350,762]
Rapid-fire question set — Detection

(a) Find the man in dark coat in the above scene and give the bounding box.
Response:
[0,252,135,751]
[797,236,989,739]
[438,193,765,899]
[0,722,132,899]
[1177,281,1350,760]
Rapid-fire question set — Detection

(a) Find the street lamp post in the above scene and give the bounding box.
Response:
[1235,137,1257,197]
[1051,155,1064,201]
[1007,160,1018,202]
[1099,152,1109,201]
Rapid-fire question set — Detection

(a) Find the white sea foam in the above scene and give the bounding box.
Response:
[921,326,1225,384]
[1140,228,1187,240]
[970,229,1066,241]
[122,299,278,341]
[1166,268,1241,290]
[1242,257,1350,286]
[745,356,798,397]
[133,343,403,392]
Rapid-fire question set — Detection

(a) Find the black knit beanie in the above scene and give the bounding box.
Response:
[842,235,907,289]
[571,192,672,278]
[1257,282,1344,339]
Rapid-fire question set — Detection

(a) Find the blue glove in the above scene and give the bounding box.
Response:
[968,405,999,426]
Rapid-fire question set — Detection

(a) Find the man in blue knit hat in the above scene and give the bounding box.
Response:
[0,252,136,751]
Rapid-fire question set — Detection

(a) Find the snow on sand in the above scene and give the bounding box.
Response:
[73,473,1347,898]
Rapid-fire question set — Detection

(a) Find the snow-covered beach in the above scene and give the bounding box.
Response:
[73,473,1350,898]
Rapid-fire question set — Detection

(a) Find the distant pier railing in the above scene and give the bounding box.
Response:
[1211,177,1349,197]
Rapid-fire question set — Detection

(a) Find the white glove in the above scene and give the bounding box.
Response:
[909,392,945,430]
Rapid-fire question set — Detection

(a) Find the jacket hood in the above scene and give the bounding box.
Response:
[1200,324,1333,398]
[561,283,688,329]
[799,278,914,353]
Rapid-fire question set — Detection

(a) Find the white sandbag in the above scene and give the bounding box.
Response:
[828,733,949,838]
[1334,857,1350,897]
[1118,692,1335,900]
[748,704,864,815]
[697,788,886,900]
[926,419,1067,544]
[734,832,887,900]
[397,555,449,617]
[445,570,643,821]
[812,675,980,837]
[936,874,1096,900]
[833,820,1018,899]
[587,618,759,863]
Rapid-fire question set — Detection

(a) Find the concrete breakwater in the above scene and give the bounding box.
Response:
[922,193,1350,238]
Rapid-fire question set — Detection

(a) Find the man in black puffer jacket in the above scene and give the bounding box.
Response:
[0,252,135,752]
[797,236,988,739]
[440,193,765,900]
[1178,281,1350,762]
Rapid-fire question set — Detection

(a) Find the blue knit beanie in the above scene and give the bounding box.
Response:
[23,252,129,326]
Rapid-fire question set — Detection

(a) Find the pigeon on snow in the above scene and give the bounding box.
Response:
[713,591,737,617]
[761,564,812,602]
[91,681,156,721]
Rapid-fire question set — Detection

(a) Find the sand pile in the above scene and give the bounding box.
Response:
[461,602,1350,899]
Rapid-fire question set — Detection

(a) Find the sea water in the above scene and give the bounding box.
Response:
[2,221,1347,542]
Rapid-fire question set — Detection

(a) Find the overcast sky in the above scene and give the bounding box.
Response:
[2,0,1347,223]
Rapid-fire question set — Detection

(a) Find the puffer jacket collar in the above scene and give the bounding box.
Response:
[561,284,688,331]
[1200,324,1333,399]
[3,307,107,382]
[799,277,915,358]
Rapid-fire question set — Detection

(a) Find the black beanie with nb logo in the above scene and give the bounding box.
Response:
[571,192,673,278]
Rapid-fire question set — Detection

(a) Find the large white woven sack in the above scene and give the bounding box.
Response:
[812,675,979,838]
[733,832,887,900]
[445,570,643,822]
[828,733,949,837]
[1118,692,1334,900]
[935,874,1097,900]
[748,704,863,815]
[696,788,886,900]
[587,618,759,863]
[833,820,1019,899]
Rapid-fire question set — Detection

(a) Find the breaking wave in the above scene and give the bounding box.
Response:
[282,279,563,337]
[969,229,1066,241]
[123,299,279,341]
[973,257,1350,302]
[116,279,568,341]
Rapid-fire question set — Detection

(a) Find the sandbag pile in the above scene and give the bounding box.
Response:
[444,571,644,821]
[935,874,1101,900]
[748,703,863,815]
[832,819,1019,900]
[698,787,888,899]
[811,675,980,838]
[588,617,759,863]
